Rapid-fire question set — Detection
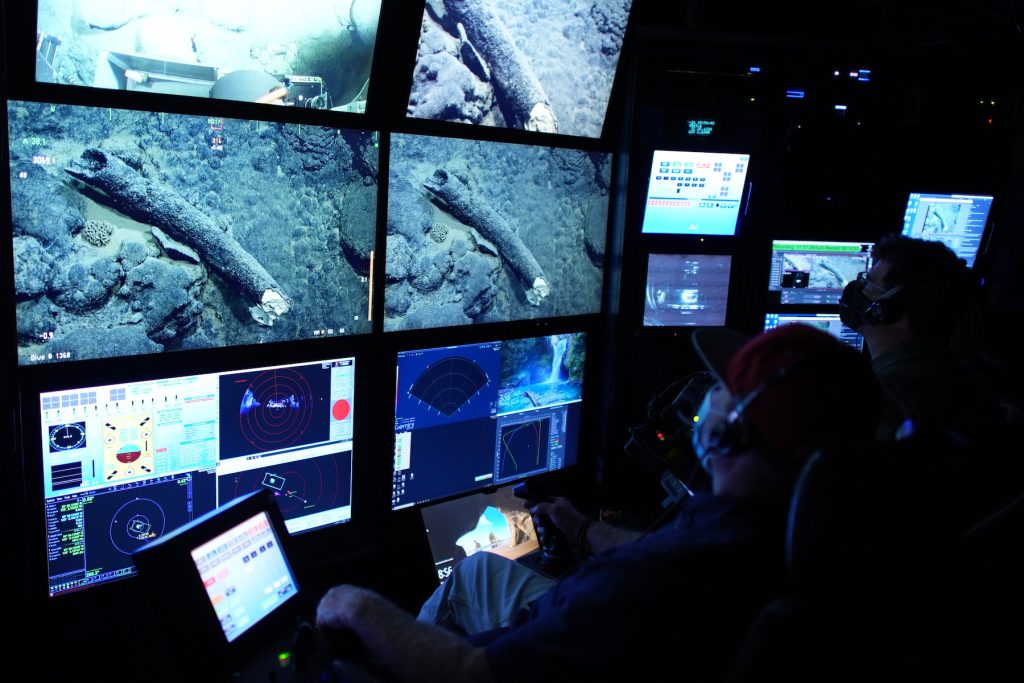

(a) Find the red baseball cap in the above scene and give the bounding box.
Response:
[693,325,881,453]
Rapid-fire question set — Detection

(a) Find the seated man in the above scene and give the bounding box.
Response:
[838,233,1008,439]
[316,325,882,683]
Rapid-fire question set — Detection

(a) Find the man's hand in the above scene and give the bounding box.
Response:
[316,584,373,630]
[530,496,586,542]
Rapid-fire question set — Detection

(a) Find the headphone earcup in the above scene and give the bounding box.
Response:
[866,285,906,325]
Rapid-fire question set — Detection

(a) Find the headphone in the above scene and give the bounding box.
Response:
[859,283,908,326]
[698,354,814,460]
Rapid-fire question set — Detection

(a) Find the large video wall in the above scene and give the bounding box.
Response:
[2,0,631,612]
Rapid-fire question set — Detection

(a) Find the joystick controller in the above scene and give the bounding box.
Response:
[512,481,574,571]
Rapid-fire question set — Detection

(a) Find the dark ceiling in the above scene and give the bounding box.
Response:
[631,1,1023,51]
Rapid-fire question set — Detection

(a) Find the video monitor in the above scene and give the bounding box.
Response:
[420,484,539,584]
[406,1,633,138]
[35,1,381,113]
[764,312,864,352]
[767,240,873,305]
[385,134,609,331]
[39,356,355,597]
[8,100,377,365]
[901,192,994,267]
[640,150,751,236]
[643,253,731,327]
[131,489,301,671]
[393,332,586,509]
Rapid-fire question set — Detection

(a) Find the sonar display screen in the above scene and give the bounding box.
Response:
[8,100,377,365]
[39,356,355,597]
[393,333,586,509]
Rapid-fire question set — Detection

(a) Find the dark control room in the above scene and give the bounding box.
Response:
[2,2,1022,681]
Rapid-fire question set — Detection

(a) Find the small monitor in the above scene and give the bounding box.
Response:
[8,99,377,366]
[644,253,732,327]
[406,1,633,137]
[901,192,994,267]
[764,312,864,351]
[40,356,355,597]
[640,150,750,236]
[393,333,586,509]
[767,240,873,305]
[132,489,301,669]
[35,1,381,114]
[385,134,609,331]
[420,484,539,584]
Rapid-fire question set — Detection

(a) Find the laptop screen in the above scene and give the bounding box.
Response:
[420,485,539,584]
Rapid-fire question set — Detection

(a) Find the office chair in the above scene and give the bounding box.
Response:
[729,431,969,682]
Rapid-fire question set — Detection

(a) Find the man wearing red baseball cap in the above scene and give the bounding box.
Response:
[690,323,883,498]
[317,325,883,683]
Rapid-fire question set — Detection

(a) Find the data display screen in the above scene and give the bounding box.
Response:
[393,333,585,509]
[41,357,355,597]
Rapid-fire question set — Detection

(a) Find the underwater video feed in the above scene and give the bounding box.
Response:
[35,0,381,113]
[643,254,732,327]
[407,0,633,138]
[385,133,610,331]
[8,100,378,365]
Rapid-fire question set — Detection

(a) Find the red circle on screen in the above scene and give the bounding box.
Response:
[332,399,351,421]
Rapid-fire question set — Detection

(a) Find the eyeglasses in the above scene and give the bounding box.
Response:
[856,270,886,293]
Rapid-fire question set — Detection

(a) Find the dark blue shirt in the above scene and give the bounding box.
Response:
[486,493,788,682]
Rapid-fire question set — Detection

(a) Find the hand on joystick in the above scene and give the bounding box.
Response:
[513,483,578,569]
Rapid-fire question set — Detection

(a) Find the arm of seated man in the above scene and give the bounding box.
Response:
[531,497,644,556]
[317,584,496,683]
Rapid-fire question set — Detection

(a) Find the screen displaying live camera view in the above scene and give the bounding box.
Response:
[421,484,539,584]
[764,312,864,352]
[640,150,751,236]
[901,192,993,268]
[767,240,873,305]
[40,356,355,597]
[407,0,633,138]
[8,100,377,365]
[643,253,731,327]
[35,0,381,113]
[393,333,585,509]
[385,134,609,331]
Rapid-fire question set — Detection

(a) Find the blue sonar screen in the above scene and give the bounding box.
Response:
[393,333,586,509]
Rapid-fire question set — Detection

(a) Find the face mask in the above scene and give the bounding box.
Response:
[691,385,731,474]
[838,278,872,330]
